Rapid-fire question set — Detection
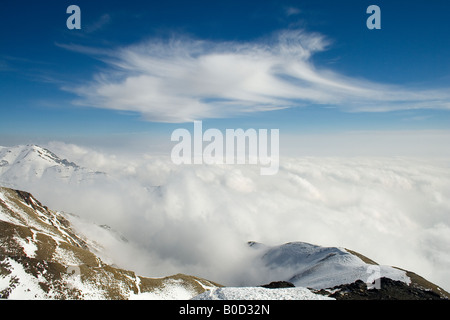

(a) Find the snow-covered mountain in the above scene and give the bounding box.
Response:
[248,241,410,289]
[0,186,219,299]
[193,240,449,300]
[0,144,105,189]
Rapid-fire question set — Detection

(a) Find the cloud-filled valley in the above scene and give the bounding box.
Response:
[2,142,449,291]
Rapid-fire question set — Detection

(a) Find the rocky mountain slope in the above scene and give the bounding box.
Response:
[0,186,220,299]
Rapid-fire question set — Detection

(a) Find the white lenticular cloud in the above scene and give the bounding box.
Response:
[62,29,450,123]
[26,143,450,291]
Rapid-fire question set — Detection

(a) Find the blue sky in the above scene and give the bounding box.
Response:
[1,0,450,153]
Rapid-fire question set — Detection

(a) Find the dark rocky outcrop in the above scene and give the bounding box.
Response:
[315,277,448,300]
[261,281,296,289]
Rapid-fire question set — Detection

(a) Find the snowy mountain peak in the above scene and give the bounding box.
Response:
[0,145,104,189]
[0,144,78,169]
[248,241,449,298]
[28,145,79,168]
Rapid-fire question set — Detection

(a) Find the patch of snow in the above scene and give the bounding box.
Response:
[192,287,335,300]
[52,246,81,265]
[0,189,23,226]
[194,279,217,292]
[129,279,197,300]
[14,236,37,258]
[61,272,107,300]
[0,258,47,299]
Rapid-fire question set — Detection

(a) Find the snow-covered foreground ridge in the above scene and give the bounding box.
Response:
[193,286,334,300]
[0,186,219,299]
[1,185,448,300]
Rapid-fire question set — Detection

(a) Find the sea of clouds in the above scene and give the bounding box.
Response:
[8,141,447,292]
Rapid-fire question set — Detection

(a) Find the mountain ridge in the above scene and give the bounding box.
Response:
[0,186,221,299]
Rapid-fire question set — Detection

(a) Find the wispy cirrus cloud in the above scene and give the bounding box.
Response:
[285,7,301,16]
[61,29,450,123]
[85,13,111,33]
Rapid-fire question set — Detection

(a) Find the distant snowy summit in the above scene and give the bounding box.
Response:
[0,144,105,189]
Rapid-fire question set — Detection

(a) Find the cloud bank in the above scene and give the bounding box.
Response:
[62,29,450,123]
[13,142,450,291]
